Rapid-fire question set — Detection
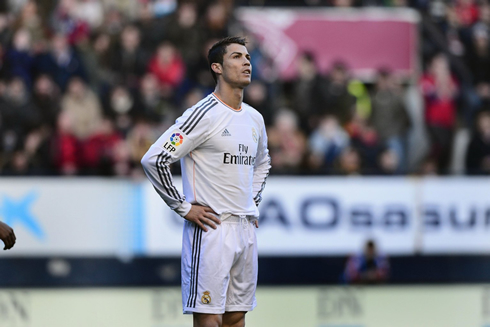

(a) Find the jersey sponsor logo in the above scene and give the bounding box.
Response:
[170,133,184,146]
[163,132,184,153]
[252,128,258,143]
[201,291,211,304]
[223,144,256,166]
[221,128,231,136]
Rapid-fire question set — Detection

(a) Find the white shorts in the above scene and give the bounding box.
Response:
[181,216,258,314]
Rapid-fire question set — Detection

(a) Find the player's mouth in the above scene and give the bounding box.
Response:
[242,69,251,76]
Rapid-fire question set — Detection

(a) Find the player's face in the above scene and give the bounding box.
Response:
[220,43,252,88]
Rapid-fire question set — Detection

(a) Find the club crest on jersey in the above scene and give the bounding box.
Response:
[252,128,258,143]
[201,291,211,304]
[163,132,184,152]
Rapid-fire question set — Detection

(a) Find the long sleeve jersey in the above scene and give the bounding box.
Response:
[141,93,271,218]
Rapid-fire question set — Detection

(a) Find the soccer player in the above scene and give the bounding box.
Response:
[141,36,271,327]
[0,221,16,250]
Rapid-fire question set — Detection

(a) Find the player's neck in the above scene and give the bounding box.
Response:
[213,83,244,110]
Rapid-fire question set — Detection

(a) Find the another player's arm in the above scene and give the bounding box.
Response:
[141,113,221,231]
[0,221,16,250]
[252,122,272,228]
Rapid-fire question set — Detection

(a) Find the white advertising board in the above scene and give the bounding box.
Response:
[0,177,489,256]
[0,178,141,256]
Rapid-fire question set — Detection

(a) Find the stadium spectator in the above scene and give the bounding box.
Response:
[453,0,479,28]
[343,239,390,284]
[324,61,357,128]
[308,115,350,173]
[50,0,90,45]
[111,25,149,90]
[137,73,177,126]
[466,110,490,174]
[347,115,383,174]
[51,111,79,175]
[147,41,186,96]
[12,0,45,45]
[202,1,230,40]
[6,28,34,88]
[32,74,61,129]
[285,51,328,133]
[135,3,166,54]
[35,34,87,91]
[163,2,203,67]
[72,0,104,30]
[335,146,362,175]
[185,39,219,92]
[267,109,308,174]
[80,118,123,176]
[60,77,103,140]
[103,85,139,136]
[377,148,400,175]
[126,120,155,177]
[420,53,459,174]
[369,69,411,173]
[244,80,274,126]
[0,77,41,147]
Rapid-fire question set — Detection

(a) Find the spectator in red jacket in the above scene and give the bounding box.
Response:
[147,41,185,97]
[420,54,459,174]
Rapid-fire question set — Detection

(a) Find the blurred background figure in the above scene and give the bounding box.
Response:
[111,25,148,90]
[284,51,328,134]
[466,109,490,174]
[36,33,87,91]
[60,77,102,141]
[420,54,459,174]
[308,115,350,173]
[147,41,185,98]
[369,68,411,173]
[343,239,390,284]
[267,109,307,174]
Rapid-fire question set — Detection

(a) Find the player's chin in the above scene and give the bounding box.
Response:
[239,77,252,88]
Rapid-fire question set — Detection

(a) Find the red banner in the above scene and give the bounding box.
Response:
[237,8,420,80]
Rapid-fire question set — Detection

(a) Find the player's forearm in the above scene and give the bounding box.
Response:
[141,145,191,217]
[252,153,271,206]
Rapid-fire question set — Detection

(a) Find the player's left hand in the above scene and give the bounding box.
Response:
[253,220,259,228]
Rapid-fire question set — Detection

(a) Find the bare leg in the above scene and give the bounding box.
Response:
[223,311,246,327]
[193,313,223,327]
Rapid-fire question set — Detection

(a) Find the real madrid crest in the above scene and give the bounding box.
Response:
[201,291,211,304]
[252,127,258,143]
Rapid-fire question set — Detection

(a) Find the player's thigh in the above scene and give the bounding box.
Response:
[223,311,246,327]
[182,221,234,314]
[225,222,257,311]
[193,313,222,327]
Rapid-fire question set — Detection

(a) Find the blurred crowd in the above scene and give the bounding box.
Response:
[0,0,489,176]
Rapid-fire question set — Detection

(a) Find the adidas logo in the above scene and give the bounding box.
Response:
[221,128,231,136]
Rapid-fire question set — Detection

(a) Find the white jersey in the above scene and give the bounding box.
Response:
[141,93,271,219]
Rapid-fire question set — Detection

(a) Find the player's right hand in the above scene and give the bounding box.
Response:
[0,221,16,250]
[184,205,221,232]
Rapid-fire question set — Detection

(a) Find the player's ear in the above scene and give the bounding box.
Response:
[211,63,222,75]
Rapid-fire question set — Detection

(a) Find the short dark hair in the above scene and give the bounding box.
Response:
[207,36,247,84]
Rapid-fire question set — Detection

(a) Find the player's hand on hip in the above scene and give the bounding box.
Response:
[184,205,220,232]
[0,221,16,250]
